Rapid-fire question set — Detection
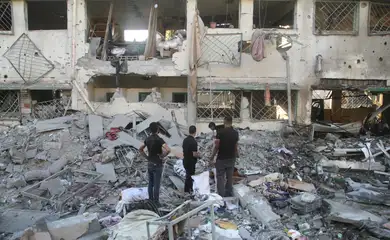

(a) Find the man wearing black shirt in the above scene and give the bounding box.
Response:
[139,122,171,203]
[182,125,200,193]
[210,116,239,197]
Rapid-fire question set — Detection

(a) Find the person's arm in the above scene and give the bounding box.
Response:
[139,141,148,159]
[192,141,200,158]
[210,133,220,161]
[161,139,170,158]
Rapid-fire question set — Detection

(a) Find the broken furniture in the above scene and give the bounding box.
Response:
[146,200,217,240]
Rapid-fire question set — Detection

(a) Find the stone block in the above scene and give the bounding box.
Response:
[47,213,100,240]
[233,184,280,226]
[9,148,25,164]
[95,163,117,182]
[88,115,104,141]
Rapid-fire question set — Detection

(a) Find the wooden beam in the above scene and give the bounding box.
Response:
[101,0,114,61]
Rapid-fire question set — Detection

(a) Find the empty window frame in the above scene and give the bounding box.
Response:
[314,0,359,35]
[198,0,240,29]
[253,0,296,29]
[197,90,241,119]
[172,92,187,103]
[251,90,297,121]
[0,0,12,32]
[138,92,151,102]
[27,1,67,30]
[369,2,390,35]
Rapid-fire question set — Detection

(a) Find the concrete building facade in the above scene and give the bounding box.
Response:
[0,0,389,130]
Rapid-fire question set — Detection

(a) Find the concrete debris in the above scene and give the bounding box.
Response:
[35,116,74,133]
[233,184,280,225]
[24,170,51,182]
[325,199,384,225]
[101,148,116,163]
[6,175,27,189]
[9,148,25,164]
[95,163,117,182]
[107,114,132,130]
[46,213,100,240]
[2,109,390,239]
[88,115,104,141]
[321,159,386,171]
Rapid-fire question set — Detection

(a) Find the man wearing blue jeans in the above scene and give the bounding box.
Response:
[139,122,171,205]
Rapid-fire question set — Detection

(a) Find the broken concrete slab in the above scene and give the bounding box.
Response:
[239,227,255,240]
[48,156,69,174]
[167,126,184,146]
[233,184,280,225]
[40,179,65,196]
[0,209,53,234]
[43,142,62,151]
[101,148,116,163]
[9,148,25,164]
[321,159,386,171]
[35,116,74,133]
[287,179,316,192]
[25,148,38,159]
[95,163,117,182]
[100,132,143,149]
[324,199,384,226]
[107,114,132,130]
[169,176,185,192]
[88,115,104,141]
[24,170,51,182]
[47,213,100,240]
[6,176,27,189]
[136,114,163,133]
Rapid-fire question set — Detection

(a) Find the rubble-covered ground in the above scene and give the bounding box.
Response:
[1,110,390,240]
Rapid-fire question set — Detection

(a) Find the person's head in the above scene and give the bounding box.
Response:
[189,125,196,136]
[224,116,233,127]
[149,122,159,134]
[208,122,216,131]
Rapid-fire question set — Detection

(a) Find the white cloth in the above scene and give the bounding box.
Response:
[115,188,149,214]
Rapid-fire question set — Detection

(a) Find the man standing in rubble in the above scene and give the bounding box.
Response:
[208,122,224,138]
[210,116,239,197]
[182,125,200,194]
[139,122,171,205]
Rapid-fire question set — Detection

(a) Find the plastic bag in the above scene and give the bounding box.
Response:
[192,171,210,195]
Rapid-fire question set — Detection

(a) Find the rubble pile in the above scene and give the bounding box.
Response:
[0,108,390,239]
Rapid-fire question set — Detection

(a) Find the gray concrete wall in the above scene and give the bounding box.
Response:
[0,0,72,87]
[2,0,389,127]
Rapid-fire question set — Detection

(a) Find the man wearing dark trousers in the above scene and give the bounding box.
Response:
[210,116,239,197]
[182,125,200,193]
[139,122,171,204]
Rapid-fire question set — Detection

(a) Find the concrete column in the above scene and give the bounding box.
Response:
[186,0,197,126]
[239,0,254,41]
[332,90,342,122]
[296,87,311,125]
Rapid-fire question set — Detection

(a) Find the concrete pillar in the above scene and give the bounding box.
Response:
[296,87,311,125]
[186,0,197,126]
[239,0,254,41]
[332,90,342,122]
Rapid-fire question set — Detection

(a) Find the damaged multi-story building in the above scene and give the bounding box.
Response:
[1,0,390,131]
